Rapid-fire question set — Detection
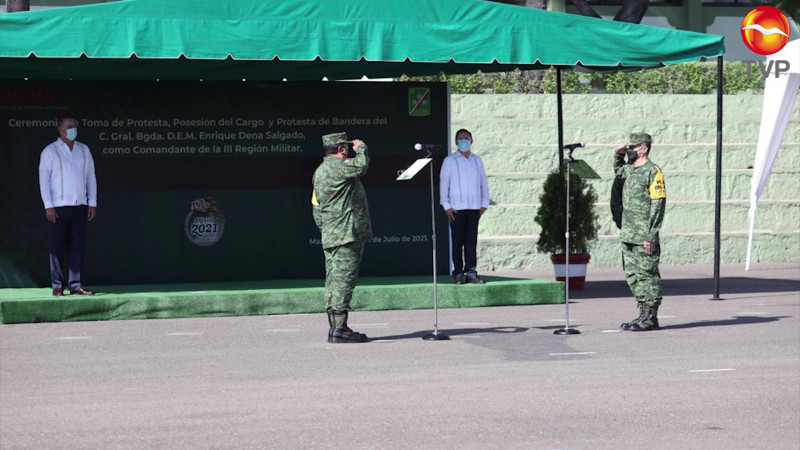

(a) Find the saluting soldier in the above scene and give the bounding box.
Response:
[311,132,372,343]
[613,133,667,331]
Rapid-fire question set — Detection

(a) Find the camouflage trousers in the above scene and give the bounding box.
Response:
[622,242,662,307]
[323,241,364,311]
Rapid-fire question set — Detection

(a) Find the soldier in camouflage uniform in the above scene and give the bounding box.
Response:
[311,132,372,343]
[613,133,667,331]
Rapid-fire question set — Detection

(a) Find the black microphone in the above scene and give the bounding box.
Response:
[414,143,442,151]
[563,142,585,150]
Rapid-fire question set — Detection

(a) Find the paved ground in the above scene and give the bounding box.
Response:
[1,263,798,449]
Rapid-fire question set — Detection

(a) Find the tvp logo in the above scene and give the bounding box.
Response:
[741,6,790,55]
[741,6,792,79]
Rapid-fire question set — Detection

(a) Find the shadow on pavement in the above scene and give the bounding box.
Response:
[371,326,528,341]
[660,315,791,330]
[571,277,800,299]
[531,316,789,331]
[530,325,583,331]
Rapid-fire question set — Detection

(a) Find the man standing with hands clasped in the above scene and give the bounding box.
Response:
[312,132,372,343]
[439,128,490,285]
[613,132,666,331]
[39,115,97,297]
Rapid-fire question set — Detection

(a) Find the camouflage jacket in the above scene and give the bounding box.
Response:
[311,144,373,249]
[613,154,666,245]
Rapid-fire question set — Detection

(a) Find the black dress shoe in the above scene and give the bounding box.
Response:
[465,274,486,284]
[454,274,464,284]
[52,288,64,297]
[70,287,95,295]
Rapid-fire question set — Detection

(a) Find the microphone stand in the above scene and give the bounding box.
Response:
[423,149,449,341]
[555,146,580,335]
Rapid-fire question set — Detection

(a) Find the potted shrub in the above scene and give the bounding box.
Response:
[533,167,599,290]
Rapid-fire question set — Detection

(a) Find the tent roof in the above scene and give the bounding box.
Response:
[0,0,726,81]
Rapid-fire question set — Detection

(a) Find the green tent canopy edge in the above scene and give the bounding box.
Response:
[0,0,725,81]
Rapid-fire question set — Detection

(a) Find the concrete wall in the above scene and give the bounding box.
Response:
[451,94,800,270]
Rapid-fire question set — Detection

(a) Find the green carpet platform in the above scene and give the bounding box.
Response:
[0,276,564,324]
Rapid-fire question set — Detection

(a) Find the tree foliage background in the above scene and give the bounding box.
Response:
[397,63,766,95]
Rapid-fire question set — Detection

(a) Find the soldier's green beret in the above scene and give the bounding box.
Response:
[322,132,353,147]
[628,132,652,146]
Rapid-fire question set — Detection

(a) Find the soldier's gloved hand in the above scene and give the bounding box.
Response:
[352,139,365,151]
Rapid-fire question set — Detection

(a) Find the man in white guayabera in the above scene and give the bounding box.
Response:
[439,128,490,285]
[38,115,97,297]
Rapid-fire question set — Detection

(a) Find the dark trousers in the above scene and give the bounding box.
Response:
[48,205,88,290]
[450,209,481,276]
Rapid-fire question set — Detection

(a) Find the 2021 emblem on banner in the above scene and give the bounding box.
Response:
[184,197,226,247]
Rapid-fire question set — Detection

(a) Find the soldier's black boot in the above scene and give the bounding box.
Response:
[629,304,660,331]
[328,310,368,343]
[620,302,645,330]
[326,308,335,339]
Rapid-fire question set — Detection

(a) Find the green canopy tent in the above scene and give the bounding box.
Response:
[0,0,724,79]
[0,0,727,296]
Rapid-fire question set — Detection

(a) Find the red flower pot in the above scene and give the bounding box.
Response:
[550,253,591,290]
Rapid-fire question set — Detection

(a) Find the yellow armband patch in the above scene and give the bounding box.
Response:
[311,189,319,206]
[649,168,667,199]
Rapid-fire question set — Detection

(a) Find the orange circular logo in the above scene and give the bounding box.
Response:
[741,6,791,55]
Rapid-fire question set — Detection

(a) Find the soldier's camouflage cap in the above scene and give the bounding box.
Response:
[322,132,353,147]
[628,132,652,146]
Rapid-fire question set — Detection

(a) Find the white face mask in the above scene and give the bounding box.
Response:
[65,128,78,141]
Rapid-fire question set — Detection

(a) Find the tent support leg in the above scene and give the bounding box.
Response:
[557,67,564,167]
[712,55,724,301]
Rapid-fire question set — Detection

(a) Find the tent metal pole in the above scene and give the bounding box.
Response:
[557,67,564,167]
[712,55,723,300]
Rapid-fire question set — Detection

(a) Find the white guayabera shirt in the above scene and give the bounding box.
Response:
[439,151,489,211]
[39,139,97,209]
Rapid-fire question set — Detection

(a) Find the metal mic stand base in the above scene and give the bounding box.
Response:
[554,327,581,335]
[423,332,451,341]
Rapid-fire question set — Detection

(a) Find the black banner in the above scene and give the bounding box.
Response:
[0,81,450,287]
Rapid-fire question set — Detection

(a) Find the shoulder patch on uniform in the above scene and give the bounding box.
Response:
[649,167,667,199]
